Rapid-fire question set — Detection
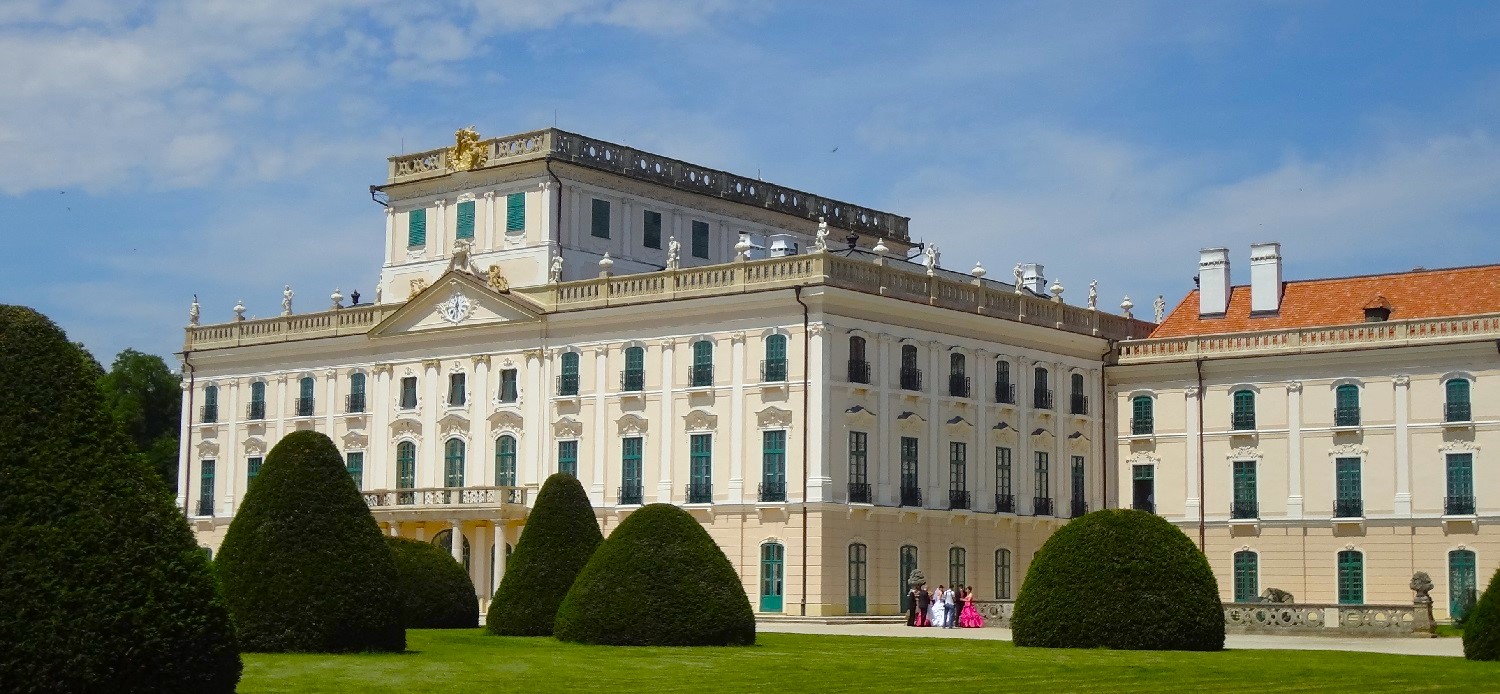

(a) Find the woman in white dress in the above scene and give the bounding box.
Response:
[928,585,945,627]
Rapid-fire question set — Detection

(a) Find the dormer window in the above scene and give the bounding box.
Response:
[1362,295,1391,322]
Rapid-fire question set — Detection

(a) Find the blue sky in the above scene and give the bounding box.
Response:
[3,1,1499,364]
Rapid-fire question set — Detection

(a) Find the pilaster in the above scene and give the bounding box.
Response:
[470,355,489,485]
[591,346,608,504]
[1286,380,1304,519]
[728,331,746,504]
[1184,385,1202,520]
[876,334,895,505]
[807,323,831,501]
[1394,374,1412,515]
[658,338,676,502]
[422,360,441,488]
[371,364,392,489]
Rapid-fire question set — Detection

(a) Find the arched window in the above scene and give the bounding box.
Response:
[899,544,919,611]
[949,352,966,376]
[948,547,967,588]
[1231,389,1256,430]
[759,542,785,612]
[1233,550,1258,603]
[848,336,870,383]
[623,346,645,391]
[1446,378,1472,422]
[201,384,218,423]
[1337,550,1364,605]
[348,372,367,413]
[431,529,472,572]
[691,339,714,387]
[443,438,465,488]
[249,381,266,420]
[848,543,868,613]
[995,549,1012,599]
[849,335,867,362]
[559,352,580,396]
[763,334,788,381]
[1033,367,1051,409]
[495,435,517,487]
[995,359,1013,404]
[1069,373,1087,414]
[1450,549,1478,621]
[899,344,921,391]
[395,441,417,504]
[1131,395,1154,435]
[1335,383,1360,426]
[948,352,969,397]
[297,376,316,416]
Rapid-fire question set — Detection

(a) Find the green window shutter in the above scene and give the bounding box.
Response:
[766,334,786,361]
[996,447,1011,497]
[1034,452,1049,498]
[1335,458,1361,502]
[1447,453,1474,498]
[246,456,262,486]
[591,199,611,238]
[345,452,363,491]
[691,220,710,258]
[1337,551,1363,604]
[762,430,786,485]
[558,440,578,477]
[1233,551,1258,603]
[848,432,867,486]
[995,549,1012,599]
[622,437,643,487]
[1233,460,1256,502]
[444,439,465,488]
[408,208,427,247]
[949,547,966,588]
[900,437,919,488]
[396,442,416,489]
[505,193,525,232]
[693,340,713,367]
[1132,396,1153,434]
[495,436,517,486]
[200,460,215,513]
[456,200,475,240]
[643,210,662,249]
[949,442,967,492]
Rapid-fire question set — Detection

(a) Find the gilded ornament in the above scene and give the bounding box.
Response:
[448,126,489,172]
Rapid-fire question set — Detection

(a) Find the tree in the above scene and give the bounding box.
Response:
[554,503,755,646]
[0,305,241,692]
[388,537,480,629]
[98,348,181,490]
[1011,509,1225,651]
[487,473,603,635]
[1464,567,1500,661]
[215,430,405,652]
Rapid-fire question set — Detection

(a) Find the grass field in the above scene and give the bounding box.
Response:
[240,629,1496,693]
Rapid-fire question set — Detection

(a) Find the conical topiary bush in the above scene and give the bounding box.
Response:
[387,536,479,629]
[1464,567,1500,661]
[1011,509,1224,651]
[0,305,241,692]
[216,430,404,652]
[554,503,755,646]
[487,473,602,635]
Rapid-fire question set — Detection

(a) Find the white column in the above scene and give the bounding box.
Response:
[176,380,192,510]
[876,335,894,505]
[538,180,558,248]
[1089,368,1106,511]
[523,350,544,486]
[493,525,508,594]
[273,375,287,443]
[225,381,240,503]
[658,339,676,502]
[474,524,489,599]
[1286,381,1304,519]
[372,366,392,488]
[414,524,426,542]
[1184,385,1202,521]
[450,520,464,565]
[422,360,441,488]
[974,351,990,511]
[1393,375,1412,515]
[470,356,488,485]
[323,368,337,435]
[482,191,497,251]
[807,324,832,502]
[433,199,448,258]
[926,341,943,508]
[591,346,608,504]
[1016,358,1032,514]
[1053,364,1068,514]
[383,206,396,267]
[729,331,746,503]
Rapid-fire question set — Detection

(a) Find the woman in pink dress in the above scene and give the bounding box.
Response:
[958,586,985,628]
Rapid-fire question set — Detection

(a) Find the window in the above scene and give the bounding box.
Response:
[1232,460,1257,519]
[1231,389,1256,430]
[246,456,263,487]
[505,192,525,233]
[1069,372,1087,414]
[1337,550,1364,605]
[848,543,868,613]
[348,372,366,413]
[691,220,710,258]
[690,340,714,387]
[1132,464,1155,513]
[495,435,517,486]
[1451,549,1479,621]
[455,199,475,240]
[447,372,466,407]
[688,434,712,503]
[760,430,786,502]
[1446,378,1472,422]
[559,352,580,396]
[763,334,788,381]
[623,346,645,391]
[995,447,1013,513]
[848,432,870,503]
[444,439,465,488]
[899,437,921,506]
[1070,455,1086,517]
[1033,367,1052,409]
[249,381,266,419]
[1131,395,1153,435]
[1335,458,1362,517]
[198,460,214,516]
[642,210,662,249]
[620,437,643,504]
[948,442,968,509]
[499,369,518,402]
[1447,453,1475,515]
[399,376,418,409]
[899,344,921,390]
[1233,551,1258,603]
[346,452,363,491]
[408,207,426,247]
[759,542,785,612]
[1335,383,1360,426]
[433,529,471,573]
[949,547,967,588]
[558,440,578,477]
[201,385,218,423]
[899,545,919,611]
[294,376,316,417]
[995,549,1012,599]
[948,352,970,397]
[590,198,610,238]
[847,336,870,383]
[995,359,1014,404]
[1033,452,1051,515]
[396,441,416,503]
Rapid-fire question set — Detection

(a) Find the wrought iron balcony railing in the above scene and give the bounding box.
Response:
[1231,500,1259,519]
[899,368,923,391]
[1334,406,1360,427]
[995,382,1015,404]
[1231,411,1256,431]
[345,393,366,413]
[899,485,923,507]
[1033,389,1053,410]
[620,370,645,392]
[557,373,580,396]
[758,480,787,502]
[848,482,872,504]
[1132,498,1155,514]
[1446,495,1476,515]
[247,401,266,420]
[1070,499,1089,518]
[847,359,871,384]
[294,397,314,417]
[196,498,214,516]
[199,404,218,423]
[618,484,643,506]
[688,365,714,388]
[1333,498,1363,518]
[1032,496,1054,516]
[948,374,971,398]
[761,359,788,382]
[948,489,971,510]
[994,493,1015,513]
[1446,401,1472,423]
[1131,416,1153,435]
[686,481,713,504]
[1070,393,1089,415]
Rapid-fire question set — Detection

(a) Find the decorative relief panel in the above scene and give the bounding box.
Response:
[896,411,925,434]
[1066,430,1089,453]
[488,410,524,434]
[243,437,266,456]
[342,430,368,451]
[1125,450,1160,466]
[1328,443,1367,458]
[554,417,584,438]
[195,440,219,457]
[617,414,649,436]
[1440,440,1480,453]
[756,407,793,430]
[391,419,423,440]
[683,410,718,432]
[992,421,1017,444]
[1226,445,1262,460]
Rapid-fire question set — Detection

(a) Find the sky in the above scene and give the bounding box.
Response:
[3,1,1499,365]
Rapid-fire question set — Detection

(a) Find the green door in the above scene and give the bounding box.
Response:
[760,543,784,612]
[848,544,868,614]
[1337,550,1364,605]
[1451,550,1478,621]
[899,545,919,611]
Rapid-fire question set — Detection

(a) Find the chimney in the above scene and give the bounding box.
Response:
[1019,263,1047,295]
[1197,248,1230,317]
[1249,242,1283,314]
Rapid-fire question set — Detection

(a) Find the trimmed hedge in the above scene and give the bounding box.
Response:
[388,537,479,629]
[216,430,405,652]
[487,473,602,635]
[1463,567,1500,661]
[554,503,755,646]
[0,305,241,692]
[1012,509,1224,651]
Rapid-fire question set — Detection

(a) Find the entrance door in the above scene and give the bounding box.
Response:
[848,543,868,614]
[760,542,784,612]
[1451,550,1478,621]
[899,544,919,611]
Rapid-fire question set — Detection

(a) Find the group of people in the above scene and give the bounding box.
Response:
[905,584,984,628]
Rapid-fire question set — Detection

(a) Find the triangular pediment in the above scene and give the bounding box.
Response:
[371,271,543,337]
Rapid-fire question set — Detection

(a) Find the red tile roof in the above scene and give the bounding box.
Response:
[1151,263,1500,338]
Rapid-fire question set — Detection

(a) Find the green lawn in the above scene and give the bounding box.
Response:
[242,630,1491,693]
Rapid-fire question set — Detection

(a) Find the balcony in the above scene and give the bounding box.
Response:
[994,493,1015,513]
[294,397,314,417]
[1033,389,1053,410]
[761,359,788,382]
[947,374,971,398]
[1334,405,1360,427]
[246,401,266,420]
[847,359,871,384]
[995,382,1015,405]
[618,484,643,506]
[687,365,714,388]
[948,490,971,510]
[848,482,872,504]
[1231,411,1256,431]
[1070,499,1089,518]
[686,481,713,504]
[758,481,787,503]
[1446,495,1476,516]
[1130,417,1154,436]
[899,485,923,507]
[1132,498,1155,514]
[1445,401,1472,423]
[620,370,644,392]
[196,498,214,516]
[1032,496,1054,516]
[1070,393,1089,416]
[199,404,218,424]
[899,368,923,391]
[345,393,366,414]
[557,373,580,396]
[363,486,529,518]
[1333,498,1364,518]
[1230,500,1259,520]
